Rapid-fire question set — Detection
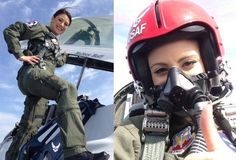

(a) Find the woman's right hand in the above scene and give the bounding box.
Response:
[18,55,41,65]
[184,103,236,160]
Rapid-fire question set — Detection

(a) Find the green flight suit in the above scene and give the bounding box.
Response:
[3,21,87,159]
[114,114,192,160]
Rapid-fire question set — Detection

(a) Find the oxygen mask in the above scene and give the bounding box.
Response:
[149,67,209,114]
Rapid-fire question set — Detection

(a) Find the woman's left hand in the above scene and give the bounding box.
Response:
[18,55,40,65]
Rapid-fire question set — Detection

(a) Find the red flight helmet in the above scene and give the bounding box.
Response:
[127,0,224,92]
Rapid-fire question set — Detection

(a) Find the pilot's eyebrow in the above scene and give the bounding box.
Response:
[177,55,199,64]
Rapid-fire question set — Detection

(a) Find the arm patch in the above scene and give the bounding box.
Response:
[26,21,38,27]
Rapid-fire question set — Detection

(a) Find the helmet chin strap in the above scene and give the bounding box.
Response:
[198,31,226,97]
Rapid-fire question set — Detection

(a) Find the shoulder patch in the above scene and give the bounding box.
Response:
[26,21,38,27]
[169,126,194,155]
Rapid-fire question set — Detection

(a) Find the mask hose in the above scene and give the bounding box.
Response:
[189,102,209,153]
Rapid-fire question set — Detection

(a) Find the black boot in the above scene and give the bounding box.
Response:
[65,151,110,160]
[93,151,110,160]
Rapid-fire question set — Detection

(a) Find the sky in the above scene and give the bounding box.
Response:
[114,0,236,93]
[0,0,113,142]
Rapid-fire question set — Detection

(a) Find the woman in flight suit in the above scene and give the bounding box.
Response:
[4,8,108,160]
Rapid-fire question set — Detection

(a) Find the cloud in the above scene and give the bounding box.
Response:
[55,64,99,85]
[0,0,33,22]
[193,0,236,20]
[0,0,26,9]
[54,64,80,87]
[94,77,114,105]
[0,96,24,114]
[12,104,24,112]
[0,0,24,8]
[56,64,77,76]
[55,0,113,17]
[82,69,98,81]
[0,112,19,142]
[0,83,13,90]
[188,1,236,57]
[54,0,93,16]
[22,6,32,19]
[55,65,101,92]
[81,76,113,105]
[114,39,133,94]
[114,0,152,26]
[57,0,82,8]
[0,0,12,8]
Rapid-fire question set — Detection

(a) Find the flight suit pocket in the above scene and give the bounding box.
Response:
[28,66,41,80]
